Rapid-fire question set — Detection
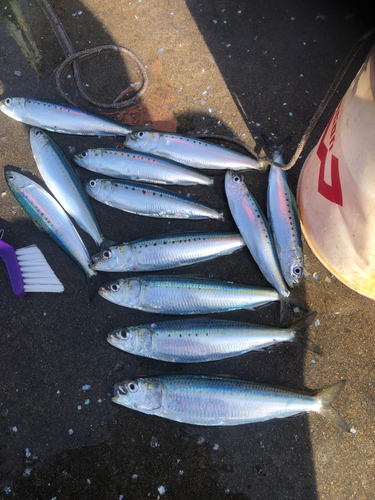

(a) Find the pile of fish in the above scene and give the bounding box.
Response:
[0,97,349,432]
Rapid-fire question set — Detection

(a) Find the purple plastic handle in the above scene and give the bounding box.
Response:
[0,240,25,297]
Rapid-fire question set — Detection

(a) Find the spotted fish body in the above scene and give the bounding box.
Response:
[225,171,305,320]
[73,148,214,186]
[0,97,132,135]
[107,316,317,362]
[225,171,289,296]
[124,131,263,171]
[30,128,105,247]
[98,275,280,314]
[91,232,245,272]
[265,138,304,288]
[85,179,224,221]
[5,171,96,281]
[113,375,349,431]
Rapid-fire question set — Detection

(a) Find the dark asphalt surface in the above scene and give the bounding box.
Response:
[0,1,374,499]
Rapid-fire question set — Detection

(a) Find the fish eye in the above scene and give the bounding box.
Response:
[128,381,138,392]
[81,151,88,157]
[120,329,128,339]
[233,175,241,183]
[294,267,301,275]
[110,283,120,292]
[138,131,144,138]
[103,250,112,259]
[5,98,11,106]
[7,174,14,181]
[34,129,42,137]
[89,180,96,187]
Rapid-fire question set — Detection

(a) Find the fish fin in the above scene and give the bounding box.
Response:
[279,298,287,323]
[261,134,292,156]
[99,238,117,250]
[289,312,321,354]
[315,380,350,432]
[131,125,154,132]
[286,292,308,313]
[86,272,98,302]
[293,334,321,354]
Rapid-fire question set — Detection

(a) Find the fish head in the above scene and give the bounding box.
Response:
[91,244,134,272]
[113,377,162,411]
[107,326,152,354]
[124,131,160,153]
[280,250,304,288]
[98,278,141,307]
[0,97,26,120]
[85,179,108,200]
[73,149,101,169]
[29,127,49,153]
[225,170,248,200]
[5,170,33,193]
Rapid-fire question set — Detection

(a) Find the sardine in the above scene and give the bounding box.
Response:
[107,315,319,362]
[98,275,280,314]
[0,97,132,135]
[124,131,263,171]
[113,375,349,431]
[225,170,305,320]
[263,135,304,288]
[5,170,96,299]
[85,179,224,221]
[30,128,107,248]
[73,148,214,186]
[91,231,245,272]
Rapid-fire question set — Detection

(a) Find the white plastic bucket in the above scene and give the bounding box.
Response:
[297,45,375,299]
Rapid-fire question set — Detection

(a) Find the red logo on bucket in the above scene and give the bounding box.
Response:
[317,100,343,206]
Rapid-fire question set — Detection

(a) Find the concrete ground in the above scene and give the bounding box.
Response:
[0,0,374,498]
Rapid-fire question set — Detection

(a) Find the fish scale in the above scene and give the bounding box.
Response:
[85,178,224,220]
[73,148,214,186]
[107,317,315,363]
[266,144,304,288]
[30,128,105,247]
[91,232,245,272]
[0,97,132,135]
[5,171,95,281]
[99,275,280,314]
[113,375,349,431]
[124,131,263,170]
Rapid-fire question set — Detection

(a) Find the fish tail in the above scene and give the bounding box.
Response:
[279,298,287,323]
[315,380,350,432]
[261,134,292,156]
[216,210,225,222]
[289,313,321,354]
[286,292,308,313]
[279,292,307,323]
[86,271,98,302]
[99,237,117,250]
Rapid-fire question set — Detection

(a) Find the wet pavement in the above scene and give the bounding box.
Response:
[0,0,374,499]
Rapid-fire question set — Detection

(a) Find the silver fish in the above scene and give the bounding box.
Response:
[264,135,304,288]
[5,170,96,298]
[225,170,304,319]
[91,231,245,272]
[98,275,280,314]
[113,375,349,431]
[124,131,263,171]
[30,128,106,247]
[107,315,319,362]
[0,97,132,135]
[73,148,214,186]
[85,179,224,221]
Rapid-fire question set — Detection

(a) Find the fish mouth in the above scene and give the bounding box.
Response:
[98,282,112,298]
[114,382,128,397]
